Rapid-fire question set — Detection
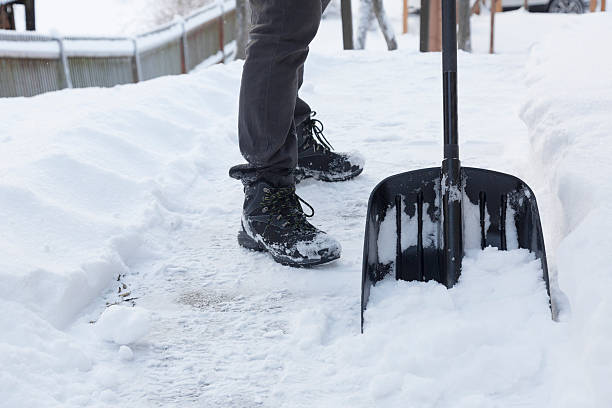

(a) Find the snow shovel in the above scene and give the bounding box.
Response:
[360,0,551,332]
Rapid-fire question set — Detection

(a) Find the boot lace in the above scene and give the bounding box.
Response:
[261,186,316,230]
[302,112,334,153]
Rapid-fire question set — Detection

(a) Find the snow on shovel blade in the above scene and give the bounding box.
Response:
[360,167,550,332]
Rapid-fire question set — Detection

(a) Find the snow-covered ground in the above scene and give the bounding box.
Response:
[1,6,612,408]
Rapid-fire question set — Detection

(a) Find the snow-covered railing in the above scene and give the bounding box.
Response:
[0,0,237,98]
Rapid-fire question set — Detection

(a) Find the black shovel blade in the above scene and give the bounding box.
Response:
[361,167,550,331]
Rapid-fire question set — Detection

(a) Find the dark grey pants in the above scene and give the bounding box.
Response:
[238,0,331,186]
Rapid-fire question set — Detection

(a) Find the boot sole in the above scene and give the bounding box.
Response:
[237,230,340,267]
[295,166,364,183]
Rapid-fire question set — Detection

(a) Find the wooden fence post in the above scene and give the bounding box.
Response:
[428,0,442,52]
[0,4,16,30]
[403,0,409,34]
[490,0,496,54]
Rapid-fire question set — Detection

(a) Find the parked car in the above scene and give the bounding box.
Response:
[503,0,588,13]
[408,0,588,15]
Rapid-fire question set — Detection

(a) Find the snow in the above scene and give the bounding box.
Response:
[519,12,612,407]
[184,4,223,32]
[118,345,135,361]
[95,305,151,345]
[136,22,184,54]
[63,39,135,58]
[359,247,551,407]
[377,200,439,265]
[0,36,59,58]
[1,4,612,408]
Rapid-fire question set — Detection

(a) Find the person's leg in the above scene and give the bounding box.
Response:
[292,0,365,183]
[294,0,332,130]
[234,0,341,267]
[238,0,323,186]
[294,68,312,131]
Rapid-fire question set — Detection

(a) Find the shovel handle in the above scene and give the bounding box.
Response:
[441,0,463,287]
[442,0,459,159]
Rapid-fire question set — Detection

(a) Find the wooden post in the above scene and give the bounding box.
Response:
[420,0,430,51]
[428,0,442,52]
[341,0,354,50]
[403,0,409,34]
[490,0,496,54]
[602,0,606,11]
[590,0,597,11]
[0,4,16,30]
[471,0,481,14]
[523,0,529,10]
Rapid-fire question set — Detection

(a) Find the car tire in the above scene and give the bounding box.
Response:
[548,0,584,13]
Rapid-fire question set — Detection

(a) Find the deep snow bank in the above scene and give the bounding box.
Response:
[520,12,612,407]
[0,62,244,406]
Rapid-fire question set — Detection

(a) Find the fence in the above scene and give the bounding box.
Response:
[0,0,237,98]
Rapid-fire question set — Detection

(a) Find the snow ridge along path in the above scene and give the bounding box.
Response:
[1,11,611,408]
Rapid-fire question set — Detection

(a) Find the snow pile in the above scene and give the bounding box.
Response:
[521,12,612,407]
[469,10,583,54]
[364,248,551,405]
[95,305,151,345]
[0,63,244,406]
[276,248,553,407]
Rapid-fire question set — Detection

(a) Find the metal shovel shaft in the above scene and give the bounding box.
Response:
[441,0,463,287]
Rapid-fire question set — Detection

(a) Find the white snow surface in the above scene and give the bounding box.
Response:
[1,8,612,408]
[95,305,151,345]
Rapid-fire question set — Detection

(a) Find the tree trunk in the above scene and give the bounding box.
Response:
[235,0,250,60]
[372,0,398,50]
[340,0,355,49]
[356,0,398,51]
[458,0,472,51]
[356,0,375,49]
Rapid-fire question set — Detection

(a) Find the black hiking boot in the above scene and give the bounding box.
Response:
[237,179,341,267]
[296,112,365,182]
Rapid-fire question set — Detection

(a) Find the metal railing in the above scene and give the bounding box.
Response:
[0,0,236,98]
